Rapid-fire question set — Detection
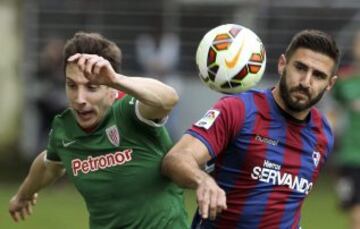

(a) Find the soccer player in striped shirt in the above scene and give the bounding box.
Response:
[162,29,340,229]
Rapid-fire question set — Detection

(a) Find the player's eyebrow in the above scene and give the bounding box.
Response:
[65,77,74,83]
[294,60,328,79]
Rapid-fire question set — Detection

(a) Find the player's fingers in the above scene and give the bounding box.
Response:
[79,53,98,59]
[67,53,82,62]
[198,187,210,219]
[196,187,204,215]
[77,55,88,71]
[93,59,109,75]
[20,208,26,221]
[25,202,32,216]
[9,210,19,222]
[85,56,101,74]
[14,211,21,222]
[216,189,227,213]
[32,193,38,206]
[208,190,218,220]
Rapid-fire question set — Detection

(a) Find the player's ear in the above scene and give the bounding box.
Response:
[109,88,118,100]
[278,54,286,76]
[326,75,338,91]
[112,89,118,99]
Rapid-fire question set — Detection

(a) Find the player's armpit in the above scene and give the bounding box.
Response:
[42,151,65,177]
[135,100,169,127]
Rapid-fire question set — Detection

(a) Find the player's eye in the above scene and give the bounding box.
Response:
[313,71,327,80]
[294,62,307,72]
[87,84,99,91]
[66,82,76,89]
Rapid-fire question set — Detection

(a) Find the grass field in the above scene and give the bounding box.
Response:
[0,176,348,229]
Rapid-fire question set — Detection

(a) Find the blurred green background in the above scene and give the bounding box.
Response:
[0,176,348,229]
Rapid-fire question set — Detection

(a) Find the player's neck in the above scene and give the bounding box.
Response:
[81,125,97,133]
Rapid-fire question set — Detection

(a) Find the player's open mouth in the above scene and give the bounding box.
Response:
[76,110,95,120]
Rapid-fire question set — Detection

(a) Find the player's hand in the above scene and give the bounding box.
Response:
[196,176,227,220]
[9,193,38,222]
[68,53,118,86]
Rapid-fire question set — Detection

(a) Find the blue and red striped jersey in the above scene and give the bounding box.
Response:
[187,88,334,229]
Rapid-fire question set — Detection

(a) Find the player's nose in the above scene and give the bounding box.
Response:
[300,71,312,89]
[73,87,87,105]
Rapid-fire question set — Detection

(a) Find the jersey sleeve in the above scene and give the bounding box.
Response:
[45,127,62,163]
[113,94,168,129]
[186,96,245,158]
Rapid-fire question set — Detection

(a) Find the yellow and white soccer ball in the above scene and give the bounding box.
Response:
[196,24,266,94]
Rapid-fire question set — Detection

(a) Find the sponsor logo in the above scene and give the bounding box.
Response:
[255,135,279,146]
[194,109,220,130]
[251,160,313,195]
[312,151,321,167]
[62,140,77,148]
[71,149,133,176]
[106,125,120,147]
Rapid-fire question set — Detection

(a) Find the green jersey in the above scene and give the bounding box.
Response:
[46,95,188,229]
[333,75,360,165]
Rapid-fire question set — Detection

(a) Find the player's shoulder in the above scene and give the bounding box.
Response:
[111,93,137,119]
[52,108,73,124]
[310,107,333,132]
[310,106,328,122]
[49,109,74,135]
[116,90,126,100]
[112,93,133,107]
[44,110,70,146]
[227,88,267,100]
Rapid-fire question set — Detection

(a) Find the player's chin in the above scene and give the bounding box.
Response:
[76,116,97,129]
[289,101,310,112]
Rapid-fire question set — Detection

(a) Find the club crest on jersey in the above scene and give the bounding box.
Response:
[312,151,321,167]
[194,109,220,130]
[106,125,120,147]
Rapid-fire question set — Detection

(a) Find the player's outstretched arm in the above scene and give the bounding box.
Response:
[9,150,65,222]
[161,134,227,220]
[68,53,179,120]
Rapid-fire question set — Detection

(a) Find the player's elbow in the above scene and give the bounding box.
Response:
[161,86,179,111]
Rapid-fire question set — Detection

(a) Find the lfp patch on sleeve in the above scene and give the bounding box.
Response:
[194,109,220,130]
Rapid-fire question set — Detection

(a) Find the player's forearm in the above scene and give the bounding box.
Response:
[16,152,64,199]
[110,74,179,110]
[162,152,208,189]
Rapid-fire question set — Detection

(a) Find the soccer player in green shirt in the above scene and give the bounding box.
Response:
[9,32,188,229]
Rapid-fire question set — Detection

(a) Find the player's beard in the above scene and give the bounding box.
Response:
[279,69,327,112]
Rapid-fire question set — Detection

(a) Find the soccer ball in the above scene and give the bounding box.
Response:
[196,24,266,94]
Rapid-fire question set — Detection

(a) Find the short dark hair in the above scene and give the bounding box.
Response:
[63,32,121,72]
[285,30,340,73]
